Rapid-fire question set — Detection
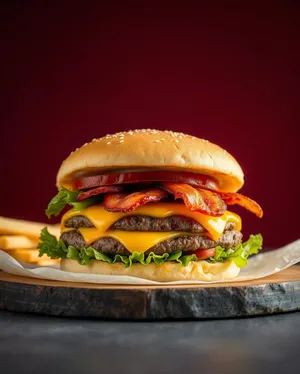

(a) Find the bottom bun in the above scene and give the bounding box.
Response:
[60,258,240,282]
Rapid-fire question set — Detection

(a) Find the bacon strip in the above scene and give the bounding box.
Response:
[216,191,263,218]
[79,182,263,218]
[104,189,169,212]
[77,185,125,201]
[162,183,227,216]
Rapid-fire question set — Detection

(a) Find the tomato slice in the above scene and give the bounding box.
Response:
[73,171,217,191]
[193,248,216,259]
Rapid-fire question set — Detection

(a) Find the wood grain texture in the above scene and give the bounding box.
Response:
[0,267,300,320]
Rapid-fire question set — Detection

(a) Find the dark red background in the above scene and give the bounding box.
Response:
[1,2,299,247]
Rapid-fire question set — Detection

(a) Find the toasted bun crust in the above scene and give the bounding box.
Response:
[57,130,244,192]
[60,258,240,282]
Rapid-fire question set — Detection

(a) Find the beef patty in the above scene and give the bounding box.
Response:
[60,229,243,256]
[64,215,236,233]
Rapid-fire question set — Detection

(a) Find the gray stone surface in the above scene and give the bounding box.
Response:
[0,310,300,374]
[1,278,300,319]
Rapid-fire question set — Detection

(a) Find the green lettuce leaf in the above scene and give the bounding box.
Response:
[208,234,263,268]
[46,187,79,218]
[45,187,102,218]
[38,228,263,269]
[38,227,67,258]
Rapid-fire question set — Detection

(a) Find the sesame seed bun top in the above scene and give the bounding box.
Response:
[56,129,244,192]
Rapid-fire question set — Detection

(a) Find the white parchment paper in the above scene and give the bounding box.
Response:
[0,239,300,285]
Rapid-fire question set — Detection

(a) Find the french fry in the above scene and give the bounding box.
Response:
[0,235,38,249]
[0,216,60,239]
[5,248,59,266]
[0,216,60,266]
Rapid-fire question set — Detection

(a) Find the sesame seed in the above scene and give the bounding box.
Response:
[175,139,179,143]
[107,141,111,145]
[154,140,161,143]
[119,140,124,143]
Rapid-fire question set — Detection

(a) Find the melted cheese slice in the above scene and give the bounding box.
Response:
[78,229,195,252]
[61,203,241,254]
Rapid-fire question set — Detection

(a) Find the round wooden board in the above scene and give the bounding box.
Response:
[0,267,300,320]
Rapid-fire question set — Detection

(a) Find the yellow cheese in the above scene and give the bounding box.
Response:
[78,229,195,253]
[61,203,241,254]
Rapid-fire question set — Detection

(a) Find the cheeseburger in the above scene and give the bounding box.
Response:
[39,129,263,281]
